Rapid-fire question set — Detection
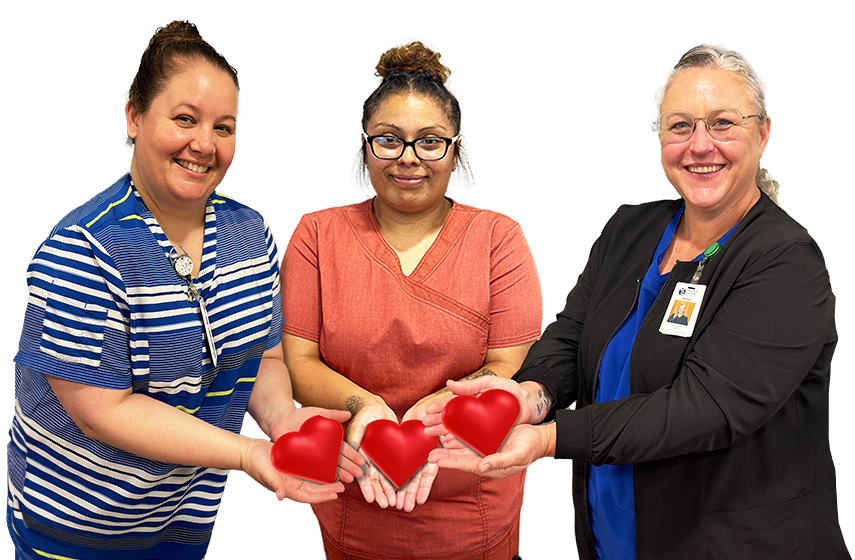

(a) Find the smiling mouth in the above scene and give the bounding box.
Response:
[687,165,724,174]
[177,159,210,174]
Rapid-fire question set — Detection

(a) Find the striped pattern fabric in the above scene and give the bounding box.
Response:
[7,174,282,560]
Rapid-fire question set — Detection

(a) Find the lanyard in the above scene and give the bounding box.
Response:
[690,242,721,284]
[169,245,218,367]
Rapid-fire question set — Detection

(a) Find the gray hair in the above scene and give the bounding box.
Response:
[663,45,779,204]
[348,130,478,204]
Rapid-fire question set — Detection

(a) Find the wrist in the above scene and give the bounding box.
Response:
[520,381,552,424]
[539,423,557,459]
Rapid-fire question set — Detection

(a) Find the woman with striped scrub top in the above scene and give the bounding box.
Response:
[6,21,362,560]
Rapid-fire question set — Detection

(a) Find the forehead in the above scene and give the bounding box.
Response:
[367,93,453,133]
[661,68,752,114]
[156,60,238,111]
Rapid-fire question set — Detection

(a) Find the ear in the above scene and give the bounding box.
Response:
[452,138,461,171]
[126,100,141,141]
[758,115,771,155]
[361,133,368,164]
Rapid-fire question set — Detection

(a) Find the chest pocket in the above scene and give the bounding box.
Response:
[142,323,210,410]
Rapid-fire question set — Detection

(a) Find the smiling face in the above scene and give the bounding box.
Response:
[364,93,457,216]
[126,59,237,216]
[659,68,770,218]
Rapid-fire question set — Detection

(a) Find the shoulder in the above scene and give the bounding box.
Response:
[449,200,526,240]
[209,190,271,227]
[606,199,683,232]
[730,193,827,268]
[50,174,140,236]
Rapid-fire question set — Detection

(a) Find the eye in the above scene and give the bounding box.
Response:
[215,124,233,136]
[375,136,402,148]
[175,115,195,125]
[416,137,445,151]
[709,118,736,130]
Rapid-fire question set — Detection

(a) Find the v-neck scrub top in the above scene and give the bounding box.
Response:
[282,199,542,558]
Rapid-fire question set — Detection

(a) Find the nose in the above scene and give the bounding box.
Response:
[688,119,715,154]
[398,143,420,166]
[190,126,215,156]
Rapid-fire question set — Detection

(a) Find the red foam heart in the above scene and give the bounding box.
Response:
[360,419,439,489]
[441,389,521,457]
[270,415,343,484]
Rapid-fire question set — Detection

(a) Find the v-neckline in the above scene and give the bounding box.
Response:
[356,198,471,283]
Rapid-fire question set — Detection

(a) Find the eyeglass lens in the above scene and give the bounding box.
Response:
[371,136,451,160]
[660,108,747,144]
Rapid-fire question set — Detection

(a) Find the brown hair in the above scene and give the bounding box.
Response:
[350,41,478,203]
[128,21,238,115]
[362,41,460,134]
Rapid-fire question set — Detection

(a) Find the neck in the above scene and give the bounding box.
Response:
[679,187,760,248]
[131,174,207,246]
[372,197,451,244]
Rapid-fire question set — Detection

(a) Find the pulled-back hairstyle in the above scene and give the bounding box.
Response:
[663,45,779,204]
[129,21,238,115]
[350,41,478,202]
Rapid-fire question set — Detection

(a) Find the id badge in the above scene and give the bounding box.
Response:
[659,282,706,338]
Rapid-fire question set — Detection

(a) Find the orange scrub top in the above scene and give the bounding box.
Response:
[282,199,542,558]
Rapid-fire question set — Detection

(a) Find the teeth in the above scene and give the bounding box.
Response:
[178,159,210,173]
[688,165,724,173]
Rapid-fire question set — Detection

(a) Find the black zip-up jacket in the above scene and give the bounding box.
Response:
[515,192,850,559]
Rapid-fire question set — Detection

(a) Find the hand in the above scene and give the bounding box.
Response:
[394,397,442,512]
[270,406,365,483]
[240,438,346,503]
[347,397,399,509]
[422,378,548,439]
[428,422,555,480]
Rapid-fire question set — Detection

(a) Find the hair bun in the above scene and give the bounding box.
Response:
[148,20,205,50]
[376,41,450,83]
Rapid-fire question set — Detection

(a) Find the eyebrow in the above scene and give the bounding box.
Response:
[174,103,237,123]
[372,123,449,135]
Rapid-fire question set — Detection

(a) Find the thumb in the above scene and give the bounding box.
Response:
[312,408,352,423]
[446,377,496,396]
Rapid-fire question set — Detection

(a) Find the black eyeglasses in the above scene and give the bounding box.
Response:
[363,133,459,161]
[654,107,761,144]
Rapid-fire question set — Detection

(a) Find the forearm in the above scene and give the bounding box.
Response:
[283,334,380,415]
[50,376,250,471]
[246,346,297,439]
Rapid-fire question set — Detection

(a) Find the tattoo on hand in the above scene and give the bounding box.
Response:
[346,395,364,416]
[535,390,552,420]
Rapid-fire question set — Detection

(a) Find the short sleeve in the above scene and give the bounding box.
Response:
[487,222,542,348]
[281,214,322,342]
[14,225,131,390]
[264,219,284,350]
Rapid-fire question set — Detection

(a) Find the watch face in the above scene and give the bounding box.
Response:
[173,254,194,277]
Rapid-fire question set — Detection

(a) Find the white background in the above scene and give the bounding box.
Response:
[0,0,855,560]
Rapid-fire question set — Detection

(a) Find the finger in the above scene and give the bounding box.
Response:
[416,463,438,506]
[421,411,444,428]
[445,377,498,395]
[355,454,377,504]
[423,393,454,415]
[395,466,424,512]
[378,470,398,508]
[312,408,352,423]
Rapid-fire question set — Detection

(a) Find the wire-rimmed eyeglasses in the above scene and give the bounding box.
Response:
[653,107,761,144]
[363,133,459,161]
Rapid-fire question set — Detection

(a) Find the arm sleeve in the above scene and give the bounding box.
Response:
[555,239,835,465]
[281,214,322,342]
[14,225,131,390]
[263,219,283,350]
[487,222,543,348]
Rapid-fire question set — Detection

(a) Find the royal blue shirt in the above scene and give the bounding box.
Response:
[588,205,736,559]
